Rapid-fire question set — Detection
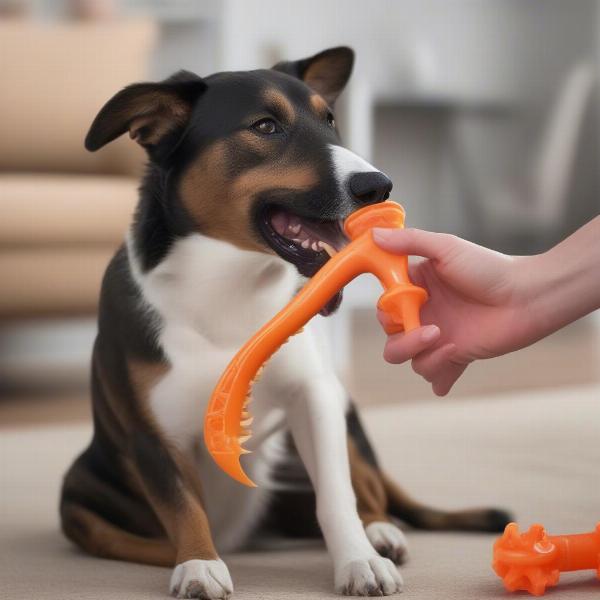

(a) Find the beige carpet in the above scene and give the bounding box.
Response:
[1,385,599,599]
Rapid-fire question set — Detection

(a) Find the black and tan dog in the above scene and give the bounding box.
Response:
[60,47,510,598]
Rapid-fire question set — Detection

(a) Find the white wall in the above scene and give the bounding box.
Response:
[222,0,523,101]
[32,0,600,243]
[220,0,598,247]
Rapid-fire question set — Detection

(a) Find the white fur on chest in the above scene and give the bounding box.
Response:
[127,233,345,551]
[130,236,283,440]
[128,233,336,450]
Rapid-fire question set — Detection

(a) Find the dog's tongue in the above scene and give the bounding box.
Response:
[319,289,344,316]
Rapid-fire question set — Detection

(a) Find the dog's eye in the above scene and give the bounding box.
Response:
[252,118,280,135]
[327,112,335,128]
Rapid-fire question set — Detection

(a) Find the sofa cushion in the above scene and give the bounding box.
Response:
[0,20,156,176]
[0,174,138,246]
[0,246,114,317]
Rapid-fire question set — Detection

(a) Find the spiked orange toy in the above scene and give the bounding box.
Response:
[204,201,427,486]
[493,522,600,596]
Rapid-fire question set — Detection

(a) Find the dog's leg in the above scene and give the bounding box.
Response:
[345,405,409,566]
[61,445,176,566]
[348,438,409,566]
[286,376,402,596]
[381,472,511,533]
[345,397,512,535]
[128,429,233,600]
[61,501,176,565]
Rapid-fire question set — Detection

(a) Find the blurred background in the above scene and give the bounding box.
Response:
[1,0,599,426]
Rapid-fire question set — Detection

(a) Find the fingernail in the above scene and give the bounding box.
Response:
[372,228,393,243]
[421,325,440,343]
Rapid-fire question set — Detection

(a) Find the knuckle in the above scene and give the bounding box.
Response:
[384,347,407,365]
[383,344,401,364]
[411,359,425,377]
[436,233,459,253]
[413,360,434,382]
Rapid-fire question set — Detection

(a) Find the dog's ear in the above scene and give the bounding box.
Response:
[273,46,354,105]
[85,70,207,155]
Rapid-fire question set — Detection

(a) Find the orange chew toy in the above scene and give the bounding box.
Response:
[204,201,427,486]
[493,522,600,596]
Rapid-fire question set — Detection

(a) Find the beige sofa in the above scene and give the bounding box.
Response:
[0,20,156,317]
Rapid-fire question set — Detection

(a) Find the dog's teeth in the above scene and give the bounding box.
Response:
[311,241,320,252]
[238,432,252,444]
[301,239,310,249]
[320,242,337,258]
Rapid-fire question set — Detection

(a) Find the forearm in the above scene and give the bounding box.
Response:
[523,215,600,340]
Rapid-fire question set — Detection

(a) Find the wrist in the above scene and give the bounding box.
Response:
[517,240,600,343]
[515,252,557,343]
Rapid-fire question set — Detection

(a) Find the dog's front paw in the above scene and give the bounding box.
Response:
[335,556,403,596]
[366,522,409,565]
[170,559,233,599]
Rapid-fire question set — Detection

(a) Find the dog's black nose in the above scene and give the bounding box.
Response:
[348,171,393,204]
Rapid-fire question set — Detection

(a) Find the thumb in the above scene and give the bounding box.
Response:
[372,227,453,261]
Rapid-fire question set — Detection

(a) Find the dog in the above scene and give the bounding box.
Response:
[60,46,510,598]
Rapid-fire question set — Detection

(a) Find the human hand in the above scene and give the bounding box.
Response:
[373,228,539,396]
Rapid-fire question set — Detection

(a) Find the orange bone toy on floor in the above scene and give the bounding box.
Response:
[204,201,427,486]
[493,522,600,596]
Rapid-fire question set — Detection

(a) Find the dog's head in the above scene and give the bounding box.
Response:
[86,47,391,313]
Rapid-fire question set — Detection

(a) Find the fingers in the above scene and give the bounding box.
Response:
[382,332,468,396]
[378,309,468,395]
[382,325,440,364]
[411,343,467,396]
[372,227,456,261]
[411,343,457,379]
[431,363,467,396]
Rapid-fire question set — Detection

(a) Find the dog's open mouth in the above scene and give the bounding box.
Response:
[257,205,349,316]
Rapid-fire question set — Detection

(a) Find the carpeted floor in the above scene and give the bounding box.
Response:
[2,384,599,599]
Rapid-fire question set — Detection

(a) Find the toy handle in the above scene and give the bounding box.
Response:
[343,202,427,335]
[377,283,425,334]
